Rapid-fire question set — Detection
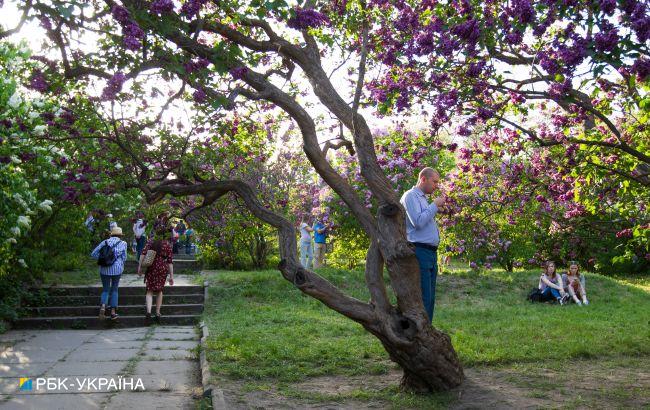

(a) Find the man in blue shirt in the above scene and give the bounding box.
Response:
[313,219,327,268]
[399,167,445,322]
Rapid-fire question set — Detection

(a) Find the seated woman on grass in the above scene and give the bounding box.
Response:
[562,261,589,306]
[539,261,569,305]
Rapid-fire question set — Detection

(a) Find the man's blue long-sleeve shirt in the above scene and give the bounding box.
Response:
[399,186,440,247]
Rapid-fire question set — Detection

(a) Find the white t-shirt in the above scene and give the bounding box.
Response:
[299,223,311,242]
[133,219,146,238]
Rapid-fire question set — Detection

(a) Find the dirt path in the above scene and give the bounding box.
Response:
[214,355,650,409]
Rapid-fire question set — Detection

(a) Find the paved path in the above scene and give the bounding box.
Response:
[0,326,201,409]
[92,274,199,287]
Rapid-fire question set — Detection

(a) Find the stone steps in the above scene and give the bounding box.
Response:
[14,282,206,329]
[22,303,203,316]
[25,293,204,306]
[123,259,201,274]
[11,314,199,330]
[32,285,201,296]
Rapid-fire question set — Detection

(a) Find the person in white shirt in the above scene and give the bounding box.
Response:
[133,211,147,260]
[299,219,314,269]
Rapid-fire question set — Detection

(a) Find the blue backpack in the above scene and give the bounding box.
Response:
[97,241,117,267]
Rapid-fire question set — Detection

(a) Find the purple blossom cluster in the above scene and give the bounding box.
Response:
[631,57,649,81]
[111,5,144,50]
[40,17,52,30]
[622,0,649,42]
[193,88,207,103]
[28,70,49,92]
[229,66,248,80]
[594,23,619,52]
[150,0,174,15]
[180,0,209,18]
[598,0,617,15]
[101,72,127,101]
[183,58,210,73]
[287,8,331,30]
[508,0,536,24]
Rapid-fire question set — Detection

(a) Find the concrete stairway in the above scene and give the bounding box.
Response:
[14,283,206,329]
[123,259,201,274]
[124,249,201,274]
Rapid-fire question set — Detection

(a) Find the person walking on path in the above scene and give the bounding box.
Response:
[90,226,127,321]
[174,220,186,254]
[400,167,446,322]
[184,225,194,255]
[137,225,174,324]
[133,211,147,261]
[299,219,314,269]
[313,219,327,268]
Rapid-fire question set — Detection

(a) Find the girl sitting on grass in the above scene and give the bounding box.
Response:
[562,261,589,306]
[539,261,569,305]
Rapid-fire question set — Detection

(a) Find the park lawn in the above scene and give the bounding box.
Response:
[201,267,650,407]
[40,260,99,285]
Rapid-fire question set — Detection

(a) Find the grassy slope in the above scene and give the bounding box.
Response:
[201,267,650,406]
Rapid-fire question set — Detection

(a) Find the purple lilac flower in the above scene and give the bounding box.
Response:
[101,72,127,101]
[123,23,144,50]
[509,0,535,24]
[467,61,485,77]
[287,8,331,30]
[631,57,650,81]
[180,0,209,18]
[451,18,480,43]
[594,23,619,52]
[150,0,174,14]
[548,79,572,99]
[599,0,617,15]
[632,15,650,42]
[539,53,560,74]
[477,106,494,121]
[40,17,52,30]
[28,70,48,92]
[111,5,131,25]
[505,30,523,45]
[183,58,210,73]
[415,32,435,55]
[193,88,207,103]
[19,152,36,162]
[229,66,248,80]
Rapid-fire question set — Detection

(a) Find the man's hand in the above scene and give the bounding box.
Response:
[433,197,446,207]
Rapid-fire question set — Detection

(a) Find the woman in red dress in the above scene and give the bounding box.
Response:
[137,225,174,323]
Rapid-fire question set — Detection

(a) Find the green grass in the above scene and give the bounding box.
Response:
[435,269,650,365]
[41,260,99,285]
[203,268,390,382]
[201,266,650,406]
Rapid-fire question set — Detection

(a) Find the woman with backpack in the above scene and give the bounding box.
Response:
[90,226,128,320]
[137,225,174,323]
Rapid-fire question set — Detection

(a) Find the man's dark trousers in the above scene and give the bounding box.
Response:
[414,245,438,322]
